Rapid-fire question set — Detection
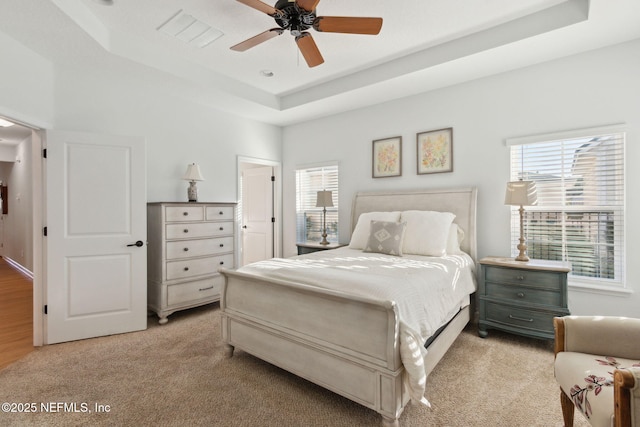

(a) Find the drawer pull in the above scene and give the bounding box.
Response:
[516,275,525,281]
[183,229,189,233]
[516,292,525,298]
[509,314,533,323]
[183,267,189,271]
[219,244,224,247]
[199,286,214,292]
[183,247,189,252]
[183,212,189,216]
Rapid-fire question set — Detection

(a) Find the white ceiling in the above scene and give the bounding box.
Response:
[0,0,640,136]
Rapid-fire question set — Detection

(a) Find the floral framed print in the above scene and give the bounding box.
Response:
[417,127,453,175]
[372,136,402,178]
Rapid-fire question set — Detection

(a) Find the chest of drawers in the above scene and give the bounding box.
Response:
[478,256,571,339]
[147,202,236,324]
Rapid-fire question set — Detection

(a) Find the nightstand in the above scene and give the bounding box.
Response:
[296,242,346,255]
[478,256,571,340]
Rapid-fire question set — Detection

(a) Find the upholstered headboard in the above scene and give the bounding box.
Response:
[350,187,478,262]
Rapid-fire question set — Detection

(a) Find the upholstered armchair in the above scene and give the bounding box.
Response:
[554,316,640,427]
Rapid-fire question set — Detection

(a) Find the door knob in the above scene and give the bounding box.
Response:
[127,240,144,247]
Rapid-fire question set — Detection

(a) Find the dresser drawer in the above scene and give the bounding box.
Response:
[166,236,234,260]
[166,253,234,280]
[167,277,221,306]
[484,265,563,288]
[165,206,204,222]
[206,206,234,221]
[484,302,555,335]
[485,282,562,307]
[166,222,234,240]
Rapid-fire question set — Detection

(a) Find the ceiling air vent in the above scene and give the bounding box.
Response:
[158,10,223,48]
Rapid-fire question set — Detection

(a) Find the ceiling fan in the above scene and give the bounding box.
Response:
[231,0,383,68]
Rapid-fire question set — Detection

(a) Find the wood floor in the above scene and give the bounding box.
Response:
[0,257,33,370]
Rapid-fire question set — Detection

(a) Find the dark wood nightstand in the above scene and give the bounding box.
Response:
[478,256,571,340]
[296,242,346,255]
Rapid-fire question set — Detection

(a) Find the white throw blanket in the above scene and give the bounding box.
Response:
[237,247,477,406]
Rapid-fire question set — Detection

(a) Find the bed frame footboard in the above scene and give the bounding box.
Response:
[220,268,409,421]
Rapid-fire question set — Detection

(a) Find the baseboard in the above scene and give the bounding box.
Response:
[3,257,34,280]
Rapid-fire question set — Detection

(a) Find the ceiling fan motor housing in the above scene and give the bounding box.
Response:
[273,0,316,37]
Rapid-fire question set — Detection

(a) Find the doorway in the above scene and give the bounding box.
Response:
[0,115,43,348]
[237,156,281,266]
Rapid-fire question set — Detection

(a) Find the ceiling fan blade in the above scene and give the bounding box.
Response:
[313,16,383,35]
[295,33,324,68]
[230,28,284,52]
[295,0,320,12]
[236,0,279,16]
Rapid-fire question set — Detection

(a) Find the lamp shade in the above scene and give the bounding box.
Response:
[504,181,537,206]
[315,190,334,208]
[183,163,204,181]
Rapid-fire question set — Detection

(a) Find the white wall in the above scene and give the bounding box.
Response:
[282,38,640,318]
[52,59,282,204]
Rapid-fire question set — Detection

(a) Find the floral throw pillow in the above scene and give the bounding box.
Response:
[364,220,407,256]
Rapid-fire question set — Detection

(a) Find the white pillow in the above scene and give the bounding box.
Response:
[400,210,456,256]
[446,223,465,254]
[349,211,401,249]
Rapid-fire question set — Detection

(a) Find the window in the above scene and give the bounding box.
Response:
[295,164,339,244]
[508,126,625,287]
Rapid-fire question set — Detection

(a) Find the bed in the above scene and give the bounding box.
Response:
[220,187,478,426]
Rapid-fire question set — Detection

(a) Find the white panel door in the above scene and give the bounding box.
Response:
[45,130,146,344]
[241,166,273,266]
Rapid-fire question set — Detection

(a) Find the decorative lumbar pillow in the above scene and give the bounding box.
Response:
[446,223,465,254]
[349,211,401,249]
[400,210,456,256]
[364,220,407,256]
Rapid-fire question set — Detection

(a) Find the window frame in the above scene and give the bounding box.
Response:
[295,162,339,245]
[506,124,627,291]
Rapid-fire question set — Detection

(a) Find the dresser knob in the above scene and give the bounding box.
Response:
[183,247,189,252]
[183,267,189,271]
[183,212,188,216]
[183,229,189,233]
[219,244,224,247]
[517,292,525,298]
[219,227,224,231]
[516,275,525,281]
[219,211,223,215]
[219,261,224,265]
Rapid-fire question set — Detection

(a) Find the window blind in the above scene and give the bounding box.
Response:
[509,131,625,286]
[295,164,339,243]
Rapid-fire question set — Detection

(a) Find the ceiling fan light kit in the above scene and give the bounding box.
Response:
[232,0,383,68]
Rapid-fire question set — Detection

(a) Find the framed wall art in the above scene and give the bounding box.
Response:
[417,127,453,175]
[372,136,402,178]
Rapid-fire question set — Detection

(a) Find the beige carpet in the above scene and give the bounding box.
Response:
[0,304,589,427]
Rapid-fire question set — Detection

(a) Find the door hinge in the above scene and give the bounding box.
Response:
[271,175,275,182]
[44,305,48,314]
[43,227,47,236]
[43,148,47,158]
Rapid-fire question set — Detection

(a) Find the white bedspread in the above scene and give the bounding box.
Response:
[236,247,477,405]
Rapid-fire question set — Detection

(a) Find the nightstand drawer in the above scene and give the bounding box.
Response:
[485,265,563,288]
[485,282,562,306]
[484,302,554,334]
